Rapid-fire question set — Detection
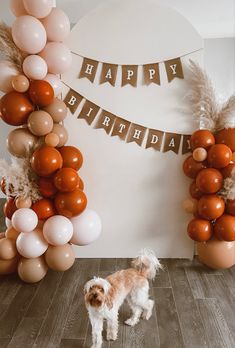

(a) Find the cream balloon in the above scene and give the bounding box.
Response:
[52,124,68,147]
[12,16,47,54]
[43,74,62,96]
[18,256,48,283]
[0,61,18,93]
[193,147,207,162]
[5,217,12,229]
[7,128,37,158]
[43,215,73,246]
[23,55,48,80]
[45,244,75,271]
[28,110,54,136]
[12,208,38,233]
[41,8,70,42]
[39,42,72,74]
[10,0,28,17]
[16,228,48,258]
[23,0,53,19]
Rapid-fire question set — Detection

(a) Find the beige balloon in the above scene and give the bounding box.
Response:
[12,75,30,93]
[0,237,17,260]
[52,123,68,147]
[197,239,235,269]
[0,256,19,275]
[28,110,54,136]
[45,133,60,147]
[5,227,21,240]
[18,256,48,283]
[7,128,37,158]
[193,147,207,162]
[182,198,198,214]
[43,98,68,123]
[16,197,32,209]
[45,243,75,271]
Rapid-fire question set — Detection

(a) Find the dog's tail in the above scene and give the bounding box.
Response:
[132,249,162,280]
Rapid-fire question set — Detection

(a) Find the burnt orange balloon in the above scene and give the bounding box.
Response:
[214,214,235,241]
[54,168,79,193]
[216,128,235,151]
[0,91,34,126]
[55,189,87,218]
[38,177,57,198]
[190,129,215,151]
[226,200,235,216]
[189,181,203,199]
[187,218,212,242]
[28,80,54,107]
[59,146,83,171]
[32,199,56,220]
[221,163,235,178]
[198,195,225,220]
[207,144,232,169]
[78,178,84,191]
[31,146,63,177]
[4,198,17,219]
[196,168,223,194]
[183,155,207,179]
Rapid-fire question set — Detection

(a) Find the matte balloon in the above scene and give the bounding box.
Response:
[43,98,68,123]
[207,144,232,169]
[39,42,72,74]
[7,128,37,158]
[43,74,62,96]
[28,110,53,136]
[216,128,235,151]
[182,198,198,214]
[54,168,79,192]
[31,146,63,177]
[196,168,223,194]
[12,16,47,54]
[183,155,207,179]
[0,91,34,126]
[12,75,30,93]
[55,189,87,218]
[4,199,17,219]
[41,8,70,42]
[0,256,19,275]
[190,130,215,150]
[38,177,57,198]
[5,217,12,229]
[193,147,207,162]
[0,238,17,260]
[198,195,225,221]
[214,214,235,241]
[5,227,21,240]
[23,0,53,18]
[221,163,235,178]
[45,133,60,147]
[12,208,38,233]
[187,218,212,242]
[0,60,18,93]
[226,200,235,216]
[43,215,73,246]
[32,199,56,220]
[70,209,102,246]
[45,244,75,271]
[18,256,48,283]
[189,181,204,200]
[23,55,48,80]
[29,80,54,107]
[52,124,68,147]
[16,228,48,258]
[10,0,28,17]
[197,239,235,269]
[59,146,83,171]
[15,197,32,209]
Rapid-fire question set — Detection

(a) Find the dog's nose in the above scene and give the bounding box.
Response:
[93,293,98,299]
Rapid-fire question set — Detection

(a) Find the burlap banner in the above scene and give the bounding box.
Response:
[64,88,192,155]
[75,53,185,87]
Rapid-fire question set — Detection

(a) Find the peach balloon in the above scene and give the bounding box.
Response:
[40,42,72,74]
[0,238,17,260]
[5,227,21,240]
[45,133,60,147]
[10,0,28,17]
[23,0,53,19]
[28,110,53,136]
[12,16,47,54]
[45,244,75,271]
[193,147,207,162]
[0,256,19,275]
[41,8,70,42]
[18,256,48,283]
[52,124,68,147]
[23,55,48,80]
[16,197,32,209]
[197,239,235,269]
[0,61,18,93]
[12,75,30,93]
[182,198,198,214]
[43,74,63,97]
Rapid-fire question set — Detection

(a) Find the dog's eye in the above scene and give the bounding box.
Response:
[100,288,104,293]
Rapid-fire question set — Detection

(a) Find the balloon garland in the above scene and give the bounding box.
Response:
[0,0,101,282]
[183,61,235,269]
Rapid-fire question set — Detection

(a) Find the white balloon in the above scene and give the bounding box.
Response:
[43,74,62,96]
[12,208,38,233]
[16,228,48,258]
[5,217,12,229]
[43,215,73,246]
[23,55,48,80]
[70,209,102,246]
[0,61,18,93]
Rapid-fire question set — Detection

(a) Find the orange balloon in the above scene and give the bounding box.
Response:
[221,163,235,178]
[0,238,17,260]
[38,177,58,198]
[28,80,54,107]
[190,130,215,151]
[77,177,84,191]
[187,218,212,242]
[207,144,232,168]
[31,146,63,177]
[0,91,34,126]
[189,181,204,199]
[54,168,79,193]
[183,155,207,179]
[216,128,235,151]
[5,227,20,240]
[226,200,235,216]
[214,214,235,241]
[55,189,87,218]
[196,168,223,194]
[32,198,56,220]
[198,195,225,220]
[59,146,83,171]
[0,256,19,275]
[4,198,17,219]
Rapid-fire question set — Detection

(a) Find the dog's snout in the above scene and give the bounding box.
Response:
[93,293,98,299]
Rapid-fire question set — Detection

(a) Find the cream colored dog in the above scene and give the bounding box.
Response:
[84,250,162,348]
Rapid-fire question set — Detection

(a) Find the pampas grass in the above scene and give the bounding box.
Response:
[220,168,235,201]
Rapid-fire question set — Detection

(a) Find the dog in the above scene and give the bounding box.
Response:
[84,249,162,348]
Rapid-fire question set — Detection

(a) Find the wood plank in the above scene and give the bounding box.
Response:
[99,258,117,272]
[0,274,22,305]
[153,287,185,348]
[115,258,130,271]
[185,263,216,299]
[167,259,208,348]
[197,298,235,348]
[152,259,171,288]
[7,318,43,348]
[0,338,11,348]
[60,338,84,348]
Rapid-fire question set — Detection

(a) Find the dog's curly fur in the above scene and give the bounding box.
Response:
[84,249,162,348]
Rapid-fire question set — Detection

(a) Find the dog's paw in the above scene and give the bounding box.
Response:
[107,331,117,341]
[125,318,137,327]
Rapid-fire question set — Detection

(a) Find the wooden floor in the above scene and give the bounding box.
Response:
[0,257,234,348]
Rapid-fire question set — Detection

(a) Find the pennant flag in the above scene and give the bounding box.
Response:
[122,65,138,87]
[100,63,118,86]
[164,57,184,82]
[95,110,116,134]
[78,100,100,125]
[146,129,164,151]
[79,57,99,82]
[64,90,83,114]
[111,117,131,140]
[163,132,182,154]
[143,63,160,86]
[127,123,147,146]
[182,134,192,155]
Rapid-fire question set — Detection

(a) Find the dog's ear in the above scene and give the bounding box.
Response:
[105,286,115,309]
